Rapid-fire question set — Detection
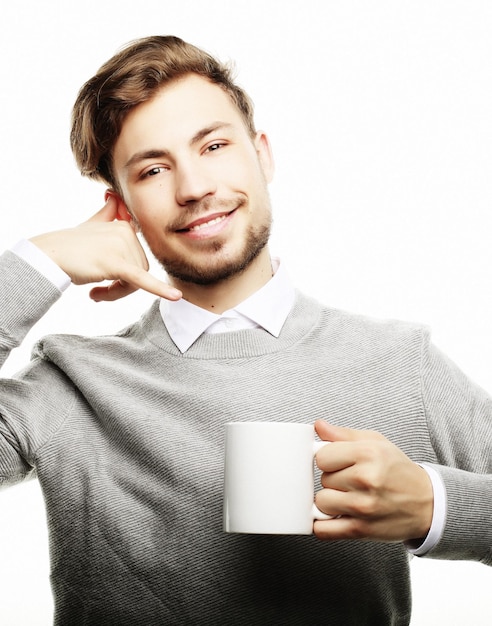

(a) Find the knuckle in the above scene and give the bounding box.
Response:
[357,496,379,518]
[349,493,379,519]
[340,518,370,541]
[357,428,387,442]
[357,441,380,462]
[320,472,331,488]
[314,490,328,510]
[351,464,377,490]
[112,220,135,242]
[347,519,371,540]
[367,429,386,442]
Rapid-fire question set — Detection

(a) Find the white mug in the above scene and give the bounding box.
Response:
[223,422,331,535]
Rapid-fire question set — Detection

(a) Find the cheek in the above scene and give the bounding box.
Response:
[222,161,264,195]
[125,191,166,227]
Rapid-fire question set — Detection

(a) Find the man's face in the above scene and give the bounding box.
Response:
[113,74,274,286]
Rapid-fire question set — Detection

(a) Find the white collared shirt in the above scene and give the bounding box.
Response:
[10,238,446,555]
[159,258,295,352]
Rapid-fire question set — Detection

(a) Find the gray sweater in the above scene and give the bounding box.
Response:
[0,250,491,625]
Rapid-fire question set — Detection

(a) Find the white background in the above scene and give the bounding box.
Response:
[1,1,491,623]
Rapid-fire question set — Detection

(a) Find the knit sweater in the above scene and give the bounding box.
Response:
[0,250,491,626]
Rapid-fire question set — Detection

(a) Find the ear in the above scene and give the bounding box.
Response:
[254,131,275,183]
[105,189,133,223]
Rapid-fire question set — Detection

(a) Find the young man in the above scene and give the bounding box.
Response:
[0,35,490,625]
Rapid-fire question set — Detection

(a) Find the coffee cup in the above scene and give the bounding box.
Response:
[223,422,331,535]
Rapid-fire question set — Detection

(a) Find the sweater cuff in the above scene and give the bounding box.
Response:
[423,465,492,564]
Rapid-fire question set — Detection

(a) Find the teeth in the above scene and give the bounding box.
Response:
[188,215,226,231]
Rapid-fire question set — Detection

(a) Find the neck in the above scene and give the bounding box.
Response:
[171,248,273,313]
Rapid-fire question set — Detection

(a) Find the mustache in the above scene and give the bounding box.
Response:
[167,196,245,232]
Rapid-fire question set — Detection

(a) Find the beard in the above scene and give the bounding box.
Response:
[161,219,271,286]
[143,194,273,286]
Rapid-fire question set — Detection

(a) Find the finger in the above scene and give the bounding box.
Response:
[316,441,358,473]
[89,281,138,302]
[120,265,182,300]
[315,485,363,518]
[314,488,383,538]
[90,282,181,303]
[90,266,182,302]
[316,436,391,475]
[313,516,373,542]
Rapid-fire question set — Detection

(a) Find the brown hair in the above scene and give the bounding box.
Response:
[70,35,256,190]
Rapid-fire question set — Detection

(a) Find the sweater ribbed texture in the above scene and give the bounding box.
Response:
[0,251,490,625]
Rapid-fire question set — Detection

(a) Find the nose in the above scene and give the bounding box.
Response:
[175,161,216,205]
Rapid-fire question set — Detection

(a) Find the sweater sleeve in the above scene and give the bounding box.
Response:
[0,250,63,487]
[0,250,63,368]
[420,338,492,566]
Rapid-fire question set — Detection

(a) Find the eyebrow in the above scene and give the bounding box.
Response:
[123,122,234,170]
[190,122,233,146]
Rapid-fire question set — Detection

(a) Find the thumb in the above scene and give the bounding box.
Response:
[314,420,350,442]
[86,194,119,223]
[314,420,383,443]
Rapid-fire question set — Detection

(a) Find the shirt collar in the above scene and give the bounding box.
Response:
[159,259,295,353]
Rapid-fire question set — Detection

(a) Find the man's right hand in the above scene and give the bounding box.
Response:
[29,196,182,303]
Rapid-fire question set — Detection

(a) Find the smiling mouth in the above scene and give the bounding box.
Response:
[176,209,236,233]
[187,214,227,232]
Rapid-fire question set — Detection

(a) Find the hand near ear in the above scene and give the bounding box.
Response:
[30,195,182,303]
[313,420,434,544]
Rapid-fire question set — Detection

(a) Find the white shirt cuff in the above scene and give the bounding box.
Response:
[406,462,447,556]
[11,239,71,292]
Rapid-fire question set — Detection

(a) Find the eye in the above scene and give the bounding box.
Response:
[205,142,226,153]
[141,165,168,179]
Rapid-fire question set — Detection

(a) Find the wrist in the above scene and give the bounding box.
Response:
[12,239,71,292]
[406,463,447,556]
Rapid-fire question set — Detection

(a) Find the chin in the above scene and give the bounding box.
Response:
[159,226,270,287]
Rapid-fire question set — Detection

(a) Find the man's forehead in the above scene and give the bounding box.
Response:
[114,77,247,161]
[130,74,238,120]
